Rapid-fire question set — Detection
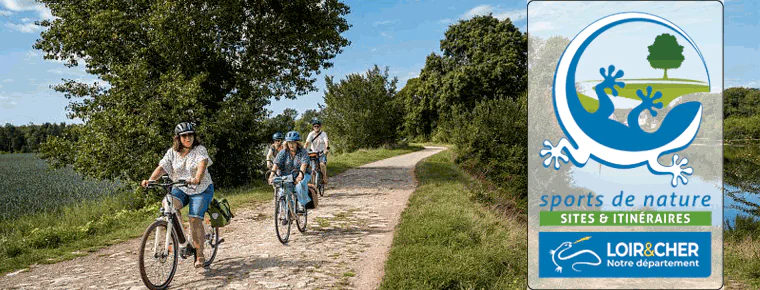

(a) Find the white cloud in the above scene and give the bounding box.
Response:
[0,9,11,16]
[24,50,38,60]
[462,4,526,22]
[47,68,65,75]
[495,9,526,22]
[438,18,453,25]
[373,19,398,26]
[3,79,14,83]
[370,47,379,52]
[0,0,52,20]
[529,21,553,32]
[380,32,391,39]
[463,4,493,19]
[6,21,43,33]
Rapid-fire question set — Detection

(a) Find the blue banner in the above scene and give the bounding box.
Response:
[538,232,711,278]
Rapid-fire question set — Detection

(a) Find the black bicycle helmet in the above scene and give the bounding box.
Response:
[174,122,195,136]
[273,132,284,140]
[311,118,321,125]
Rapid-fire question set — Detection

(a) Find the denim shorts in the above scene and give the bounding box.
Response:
[171,184,214,219]
[319,154,328,164]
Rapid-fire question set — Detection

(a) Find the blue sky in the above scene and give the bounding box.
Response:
[0,0,756,125]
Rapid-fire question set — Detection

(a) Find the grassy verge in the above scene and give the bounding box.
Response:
[380,150,527,290]
[0,146,422,275]
[724,216,760,288]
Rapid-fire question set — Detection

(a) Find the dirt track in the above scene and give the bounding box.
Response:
[0,147,445,290]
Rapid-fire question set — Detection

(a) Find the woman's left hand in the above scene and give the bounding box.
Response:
[295,172,303,183]
[189,177,199,185]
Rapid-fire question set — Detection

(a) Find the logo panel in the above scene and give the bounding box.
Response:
[538,232,711,278]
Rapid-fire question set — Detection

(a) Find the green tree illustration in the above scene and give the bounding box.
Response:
[647,33,685,79]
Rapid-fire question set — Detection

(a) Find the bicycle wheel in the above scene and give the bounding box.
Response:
[295,197,307,233]
[274,196,291,244]
[318,174,324,197]
[201,220,220,267]
[315,170,324,197]
[139,220,179,290]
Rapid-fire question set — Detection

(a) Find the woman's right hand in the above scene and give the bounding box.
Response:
[141,180,151,188]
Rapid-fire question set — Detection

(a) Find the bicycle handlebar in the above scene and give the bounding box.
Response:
[144,179,189,190]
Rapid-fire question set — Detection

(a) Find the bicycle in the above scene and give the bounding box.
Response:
[308,150,326,197]
[269,169,307,244]
[138,176,223,290]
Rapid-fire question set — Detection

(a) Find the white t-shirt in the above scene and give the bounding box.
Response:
[159,145,213,195]
[306,130,329,152]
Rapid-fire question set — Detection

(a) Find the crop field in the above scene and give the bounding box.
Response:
[0,154,121,220]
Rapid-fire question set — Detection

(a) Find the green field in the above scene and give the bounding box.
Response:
[578,82,709,113]
[0,154,122,220]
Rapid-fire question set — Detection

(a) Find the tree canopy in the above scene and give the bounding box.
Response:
[36,0,351,186]
[321,65,401,152]
[399,15,527,141]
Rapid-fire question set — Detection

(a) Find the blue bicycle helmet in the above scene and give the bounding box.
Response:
[272,132,284,140]
[285,131,301,141]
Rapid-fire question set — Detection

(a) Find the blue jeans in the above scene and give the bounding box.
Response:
[294,173,311,205]
[171,184,214,219]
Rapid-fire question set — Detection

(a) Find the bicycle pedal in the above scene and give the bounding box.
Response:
[218,238,225,244]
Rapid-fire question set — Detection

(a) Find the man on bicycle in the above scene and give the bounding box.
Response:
[304,118,329,185]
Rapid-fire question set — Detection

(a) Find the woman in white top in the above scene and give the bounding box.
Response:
[141,122,214,270]
[304,118,329,184]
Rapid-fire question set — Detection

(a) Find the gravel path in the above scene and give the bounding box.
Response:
[0,146,445,290]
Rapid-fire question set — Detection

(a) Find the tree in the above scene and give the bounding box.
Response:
[647,33,684,79]
[399,15,527,141]
[35,0,351,187]
[321,65,401,152]
[265,108,299,136]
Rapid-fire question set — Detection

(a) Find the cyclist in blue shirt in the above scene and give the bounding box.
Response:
[269,131,312,210]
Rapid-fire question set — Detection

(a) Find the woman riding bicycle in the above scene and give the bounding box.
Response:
[266,132,285,170]
[304,118,329,185]
[140,122,214,271]
[269,131,311,211]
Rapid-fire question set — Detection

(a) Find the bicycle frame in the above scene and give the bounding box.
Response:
[273,174,299,217]
[308,151,324,178]
[151,184,193,259]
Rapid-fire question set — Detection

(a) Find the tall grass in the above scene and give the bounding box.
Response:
[0,153,122,220]
[0,146,422,275]
[380,150,527,289]
[725,215,760,288]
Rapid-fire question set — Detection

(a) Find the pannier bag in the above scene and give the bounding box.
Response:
[306,184,318,209]
[208,197,234,227]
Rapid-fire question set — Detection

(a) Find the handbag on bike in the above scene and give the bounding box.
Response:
[306,184,318,209]
[207,197,234,227]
